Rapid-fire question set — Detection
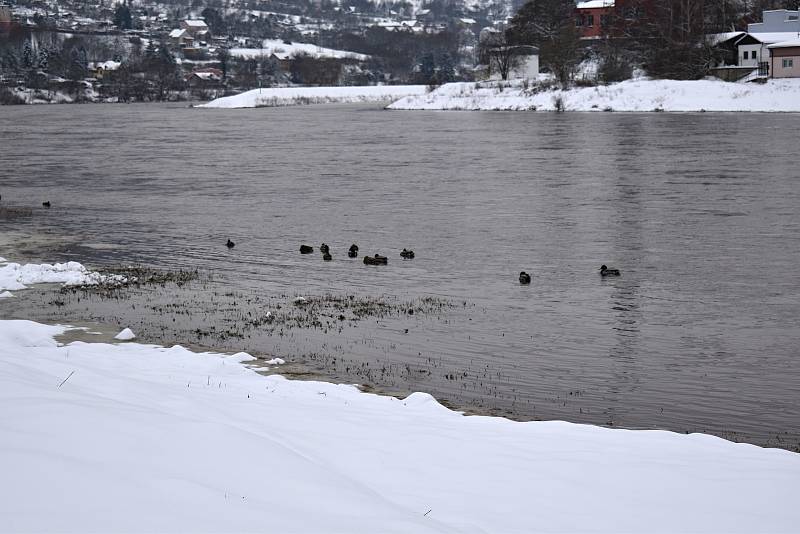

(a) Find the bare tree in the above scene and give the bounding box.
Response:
[614,0,723,79]
[478,31,522,80]
[506,0,581,87]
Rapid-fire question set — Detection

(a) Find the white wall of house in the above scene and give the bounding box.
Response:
[512,55,539,79]
[739,43,768,66]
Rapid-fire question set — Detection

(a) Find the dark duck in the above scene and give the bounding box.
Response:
[600,264,621,276]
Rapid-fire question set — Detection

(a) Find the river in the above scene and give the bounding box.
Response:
[2,102,799,449]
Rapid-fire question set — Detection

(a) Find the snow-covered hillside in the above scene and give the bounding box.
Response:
[388,78,800,112]
[229,38,370,61]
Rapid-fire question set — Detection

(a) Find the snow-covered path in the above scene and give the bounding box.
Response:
[198,85,427,109]
[2,317,799,533]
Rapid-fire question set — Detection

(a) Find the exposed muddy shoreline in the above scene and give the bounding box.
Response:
[3,254,797,451]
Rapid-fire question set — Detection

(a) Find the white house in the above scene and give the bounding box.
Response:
[180,19,209,38]
[740,32,800,66]
[511,46,539,79]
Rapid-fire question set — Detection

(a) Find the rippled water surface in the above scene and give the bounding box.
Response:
[2,103,799,448]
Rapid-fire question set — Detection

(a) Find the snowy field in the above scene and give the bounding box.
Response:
[198,85,428,109]
[2,259,800,532]
[228,39,370,61]
[388,78,800,112]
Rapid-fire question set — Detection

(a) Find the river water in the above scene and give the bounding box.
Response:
[2,103,799,449]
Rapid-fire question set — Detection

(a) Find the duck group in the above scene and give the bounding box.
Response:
[223,238,622,283]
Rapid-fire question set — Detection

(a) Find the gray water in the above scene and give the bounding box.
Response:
[2,103,800,449]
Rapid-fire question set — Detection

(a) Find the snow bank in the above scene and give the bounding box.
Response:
[229,39,370,62]
[198,85,428,109]
[113,327,136,341]
[0,261,126,295]
[388,78,800,112]
[2,318,798,532]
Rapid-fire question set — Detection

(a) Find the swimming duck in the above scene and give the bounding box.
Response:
[400,248,415,259]
[364,254,388,265]
[300,245,314,254]
[226,239,235,249]
[320,243,330,254]
[519,271,531,284]
[323,252,332,261]
[42,201,51,208]
[348,244,359,258]
[600,264,620,276]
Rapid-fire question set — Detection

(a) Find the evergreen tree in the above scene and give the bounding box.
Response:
[418,52,436,84]
[217,47,230,82]
[22,41,34,70]
[37,48,49,71]
[114,3,133,30]
[437,52,456,83]
[68,47,88,80]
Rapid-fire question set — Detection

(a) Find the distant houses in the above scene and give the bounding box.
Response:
[709,9,800,80]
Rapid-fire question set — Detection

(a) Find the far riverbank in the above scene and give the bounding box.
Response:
[387,78,800,112]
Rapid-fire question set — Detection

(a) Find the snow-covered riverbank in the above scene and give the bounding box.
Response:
[198,85,428,109]
[388,78,800,112]
[2,259,800,532]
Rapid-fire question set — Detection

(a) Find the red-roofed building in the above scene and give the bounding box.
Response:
[0,3,12,35]
[575,0,615,39]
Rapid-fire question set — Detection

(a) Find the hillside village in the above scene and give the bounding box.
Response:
[1,0,800,104]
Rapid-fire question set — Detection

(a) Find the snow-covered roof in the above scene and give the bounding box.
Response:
[96,61,121,71]
[707,31,746,45]
[459,18,477,24]
[183,19,208,27]
[192,72,220,80]
[767,37,800,48]
[749,32,800,43]
[169,28,186,38]
[576,0,614,9]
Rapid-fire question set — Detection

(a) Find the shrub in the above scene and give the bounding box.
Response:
[0,88,25,105]
[553,94,565,112]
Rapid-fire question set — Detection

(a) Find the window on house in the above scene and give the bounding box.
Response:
[600,14,610,26]
[783,58,794,68]
[743,51,749,59]
[576,16,583,26]
[752,51,757,59]
[587,15,594,26]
